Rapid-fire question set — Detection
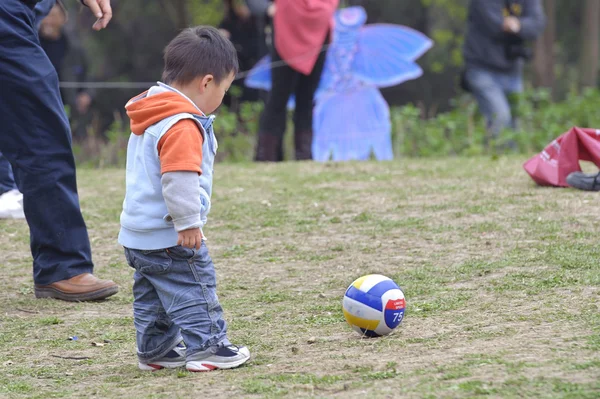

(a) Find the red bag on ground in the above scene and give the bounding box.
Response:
[524,127,600,187]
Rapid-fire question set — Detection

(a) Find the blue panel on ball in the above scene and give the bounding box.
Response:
[360,328,381,338]
[384,308,405,329]
[367,280,400,299]
[345,286,382,312]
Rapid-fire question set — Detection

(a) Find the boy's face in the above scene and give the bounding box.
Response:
[202,71,236,114]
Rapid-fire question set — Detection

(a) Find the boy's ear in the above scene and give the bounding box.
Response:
[201,74,214,89]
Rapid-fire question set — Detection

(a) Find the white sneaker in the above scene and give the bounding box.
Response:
[0,189,25,219]
[138,342,187,371]
[186,345,250,372]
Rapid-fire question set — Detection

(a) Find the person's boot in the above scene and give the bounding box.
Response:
[255,133,282,162]
[294,130,313,161]
[566,171,600,191]
[35,273,119,301]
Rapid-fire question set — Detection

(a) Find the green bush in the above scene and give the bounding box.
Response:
[74,89,600,167]
[392,88,600,157]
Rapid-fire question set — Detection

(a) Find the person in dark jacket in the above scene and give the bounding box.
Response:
[463,0,545,145]
[0,1,93,219]
[0,0,62,221]
[0,0,118,301]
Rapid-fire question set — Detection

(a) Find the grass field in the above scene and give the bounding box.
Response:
[1,157,599,398]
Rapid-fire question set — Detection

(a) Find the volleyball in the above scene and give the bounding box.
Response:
[342,274,406,337]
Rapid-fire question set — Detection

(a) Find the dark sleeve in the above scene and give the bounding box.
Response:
[33,0,56,28]
[245,0,270,16]
[470,0,506,39]
[518,0,546,40]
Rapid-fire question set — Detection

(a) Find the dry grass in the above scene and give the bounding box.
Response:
[0,156,599,398]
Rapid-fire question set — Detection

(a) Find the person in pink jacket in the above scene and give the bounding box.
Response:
[255,0,339,162]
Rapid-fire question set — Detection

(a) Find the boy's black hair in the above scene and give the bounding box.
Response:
[162,26,239,85]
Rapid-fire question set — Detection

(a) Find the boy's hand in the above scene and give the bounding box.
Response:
[178,228,202,250]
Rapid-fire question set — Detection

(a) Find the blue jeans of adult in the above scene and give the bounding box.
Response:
[465,65,523,139]
[0,152,17,195]
[0,0,54,197]
[124,244,230,363]
[0,0,93,284]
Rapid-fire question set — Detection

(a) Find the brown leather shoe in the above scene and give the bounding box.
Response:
[35,273,119,302]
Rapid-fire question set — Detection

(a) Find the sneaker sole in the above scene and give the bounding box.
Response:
[34,285,119,302]
[139,360,186,371]
[186,356,249,372]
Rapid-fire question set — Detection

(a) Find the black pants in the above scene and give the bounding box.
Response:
[256,39,327,161]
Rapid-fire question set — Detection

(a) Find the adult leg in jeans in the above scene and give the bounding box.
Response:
[465,67,512,144]
[0,152,17,195]
[292,43,327,161]
[0,150,24,220]
[256,43,298,162]
[499,72,523,132]
[0,0,117,300]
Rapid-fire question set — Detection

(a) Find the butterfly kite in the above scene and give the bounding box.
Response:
[245,6,433,162]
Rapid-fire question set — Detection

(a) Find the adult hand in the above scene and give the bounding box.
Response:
[503,16,521,34]
[83,0,112,30]
[267,3,276,18]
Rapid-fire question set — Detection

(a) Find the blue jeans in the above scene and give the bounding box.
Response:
[465,66,523,138]
[124,244,230,363]
[0,152,17,195]
[0,0,53,196]
[0,0,93,284]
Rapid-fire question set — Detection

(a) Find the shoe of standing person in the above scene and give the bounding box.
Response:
[34,273,119,301]
[566,171,600,191]
[0,189,25,219]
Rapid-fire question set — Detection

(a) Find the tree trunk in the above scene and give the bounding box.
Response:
[532,0,555,91]
[159,0,189,30]
[579,0,600,89]
[173,0,189,30]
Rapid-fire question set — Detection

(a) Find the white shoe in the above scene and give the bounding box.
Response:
[0,189,25,219]
[138,342,187,371]
[186,345,250,372]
